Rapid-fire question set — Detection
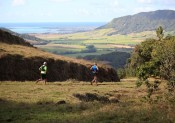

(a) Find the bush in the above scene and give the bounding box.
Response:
[117,68,126,79]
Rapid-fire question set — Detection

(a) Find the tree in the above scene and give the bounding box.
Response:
[81,45,97,53]
[126,38,157,77]
[128,27,175,80]
[128,27,175,92]
[156,26,164,41]
[152,36,175,80]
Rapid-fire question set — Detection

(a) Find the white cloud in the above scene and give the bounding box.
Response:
[12,0,25,6]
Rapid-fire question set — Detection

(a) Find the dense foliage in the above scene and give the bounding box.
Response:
[127,27,175,89]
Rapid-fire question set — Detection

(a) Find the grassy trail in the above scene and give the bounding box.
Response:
[0,78,174,123]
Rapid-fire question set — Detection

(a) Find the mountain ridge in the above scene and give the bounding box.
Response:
[97,10,175,35]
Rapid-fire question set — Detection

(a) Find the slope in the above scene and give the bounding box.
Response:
[0,29,119,82]
[0,28,49,45]
[97,10,175,35]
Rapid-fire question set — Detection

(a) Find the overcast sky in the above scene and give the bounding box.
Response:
[0,0,175,22]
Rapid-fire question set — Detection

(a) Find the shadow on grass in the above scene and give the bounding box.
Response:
[0,98,174,123]
[73,93,120,103]
[0,98,92,123]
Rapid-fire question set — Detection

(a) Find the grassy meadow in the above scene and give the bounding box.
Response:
[0,78,175,123]
[32,29,158,57]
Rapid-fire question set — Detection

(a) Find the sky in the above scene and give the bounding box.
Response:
[0,0,175,23]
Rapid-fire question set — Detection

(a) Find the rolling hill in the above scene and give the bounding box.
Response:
[0,29,119,82]
[0,29,32,47]
[97,10,175,35]
[0,28,49,45]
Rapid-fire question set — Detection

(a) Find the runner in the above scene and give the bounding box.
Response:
[36,62,47,85]
[90,63,99,86]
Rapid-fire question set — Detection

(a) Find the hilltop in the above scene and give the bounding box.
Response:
[0,29,119,82]
[0,28,49,45]
[0,29,32,47]
[97,10,175,35]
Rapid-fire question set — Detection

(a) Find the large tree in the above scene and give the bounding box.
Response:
[127,27,175,82]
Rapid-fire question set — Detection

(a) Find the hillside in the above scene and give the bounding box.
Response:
[0,29,119,82]
[97,10,175,35]
[79,51,131,69]
[0,29,32,47]
[0,28,49,45]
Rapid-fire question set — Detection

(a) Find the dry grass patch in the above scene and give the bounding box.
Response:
[0,79,175,123]
[0,80,136,104]
[0,42,104,67]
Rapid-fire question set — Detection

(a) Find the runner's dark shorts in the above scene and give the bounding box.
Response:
[41,74,47,79]
[92,72,97,76]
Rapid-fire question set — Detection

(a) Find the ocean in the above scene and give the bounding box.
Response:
[0,22,106,34]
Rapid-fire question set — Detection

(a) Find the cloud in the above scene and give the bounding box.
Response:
[12,0,25,6]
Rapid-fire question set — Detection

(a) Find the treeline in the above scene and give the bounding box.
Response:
[123,26,175,83]
[78,51,131,69]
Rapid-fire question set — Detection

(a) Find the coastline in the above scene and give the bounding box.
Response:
[0,22,106,34]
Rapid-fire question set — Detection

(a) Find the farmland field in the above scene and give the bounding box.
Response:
[32,29,158,58]
[0,78,175,123]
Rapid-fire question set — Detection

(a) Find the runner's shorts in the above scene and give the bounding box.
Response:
[41,74,46,79]
[92,72,97,76]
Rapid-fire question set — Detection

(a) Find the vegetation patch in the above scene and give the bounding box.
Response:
[0,80,175,123]
[73,93,112,103]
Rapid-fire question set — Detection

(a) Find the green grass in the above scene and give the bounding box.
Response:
[35,28,149,57]
[0,79,175,123]
[64,49,115,58]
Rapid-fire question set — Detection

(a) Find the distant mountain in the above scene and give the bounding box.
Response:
[0,28,49,45]
[0,29,119,82]
[97,10,175,35]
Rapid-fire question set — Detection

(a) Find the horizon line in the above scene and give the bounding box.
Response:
[0,21,107,23]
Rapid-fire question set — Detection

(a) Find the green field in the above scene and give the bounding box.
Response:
[34,29,157,58]
[0,78,175,123]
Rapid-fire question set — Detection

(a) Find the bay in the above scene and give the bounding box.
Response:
[0,22,106,34]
